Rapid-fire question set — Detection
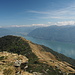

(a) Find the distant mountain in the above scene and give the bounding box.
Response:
[0,35,75,75]
[0,28,12,37]
[0,26,37,37]
[28,25,75,43]
[6,26,38,36]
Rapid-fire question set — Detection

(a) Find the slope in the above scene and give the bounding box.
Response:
[0,35,75,75]
[0,51,32,75]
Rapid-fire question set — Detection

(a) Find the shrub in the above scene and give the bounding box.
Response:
[0,56,5,60]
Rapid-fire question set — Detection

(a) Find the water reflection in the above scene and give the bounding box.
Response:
[24,36,75,59]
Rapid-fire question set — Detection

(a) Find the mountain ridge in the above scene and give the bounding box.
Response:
[28,25,75,43]
[0,35,75,75]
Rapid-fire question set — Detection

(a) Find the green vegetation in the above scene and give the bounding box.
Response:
[0,56,5,60]
[27,62,63,75]
[0,56,7,60]
[0,35,37,59]
[0,35,31,55]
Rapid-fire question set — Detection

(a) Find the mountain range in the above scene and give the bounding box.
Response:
[0,26,40,37]
[1,25,75,43]
[28,25,75,43]
[0,28,12,37]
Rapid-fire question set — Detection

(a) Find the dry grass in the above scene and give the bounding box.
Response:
[29,41,75,74]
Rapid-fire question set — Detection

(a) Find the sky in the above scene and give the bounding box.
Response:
[0,0,75,27]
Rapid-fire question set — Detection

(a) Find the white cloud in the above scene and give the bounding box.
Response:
[9,25,31,27]
[32,24,49,27]
[1,25,32,28]
[1,21,75,28]
[40,16,75,19]
[50,17,62,19]
[0,24,50,28]
[48,21,75,26]
[41,16,63,19]
[27,3,75,20]
[28,10,50,14]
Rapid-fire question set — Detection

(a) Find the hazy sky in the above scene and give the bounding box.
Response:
[0,0,75,27]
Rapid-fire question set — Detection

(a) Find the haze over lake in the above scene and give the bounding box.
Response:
[23,35,75,59]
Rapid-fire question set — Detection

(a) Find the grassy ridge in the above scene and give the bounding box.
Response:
[0,35,74,75]
[42,45,75,66]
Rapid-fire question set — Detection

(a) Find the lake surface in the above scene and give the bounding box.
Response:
[22,35,75,59]
[1,33,75,59]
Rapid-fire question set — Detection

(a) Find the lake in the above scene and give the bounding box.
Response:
[22,36,75,59]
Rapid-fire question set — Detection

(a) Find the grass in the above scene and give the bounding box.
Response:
[0,35,74,75]
[3,68,15,75]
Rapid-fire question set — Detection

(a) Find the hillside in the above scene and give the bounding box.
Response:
[28,25,75,43]
[0,35,75,75]
[0,51,33,75]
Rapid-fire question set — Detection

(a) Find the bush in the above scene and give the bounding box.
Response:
[0,56,5,60]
